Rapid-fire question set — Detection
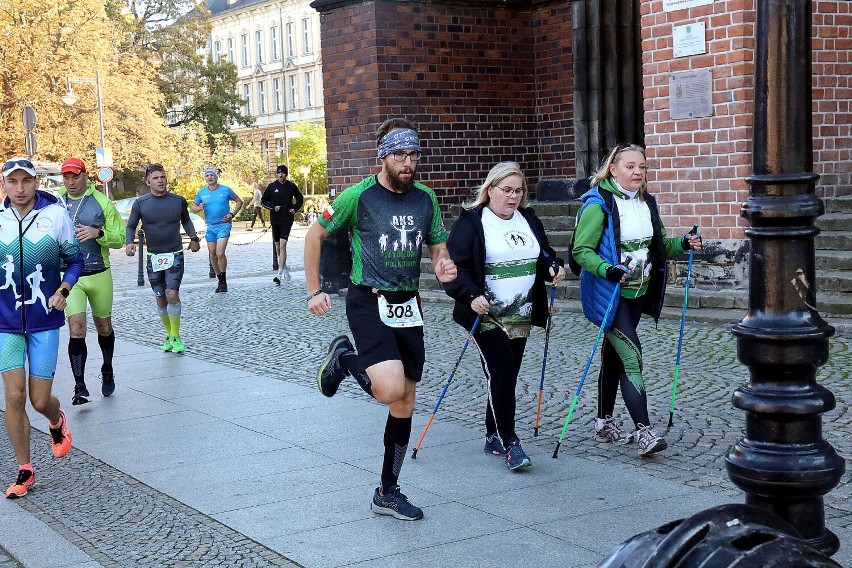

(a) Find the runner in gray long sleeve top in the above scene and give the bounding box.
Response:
[124,165,201,356]
[126,193,198,254]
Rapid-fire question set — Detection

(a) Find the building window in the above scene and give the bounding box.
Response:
[258,81,267,115]
[302,18,311,54]
[243,84,251,115]
[288,75,297,110]
[276,138,285,157]
[286,22,295,58]
[241,33,249,67]
[227,38,234,63]
[273,78,281,112]
[261,139,270,165]
[304,72,313,108]
[255,30,264,64]
[270,26,279,61]
[213,41,221,63]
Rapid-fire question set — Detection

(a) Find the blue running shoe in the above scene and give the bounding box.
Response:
[484,434,507,456]
[506,437,532,471]
[371,486,423,521]
[100,373,115,397]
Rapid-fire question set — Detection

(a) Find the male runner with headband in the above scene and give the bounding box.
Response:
[58,158,126,404]
[126,164,201,353]
[305,118,457,521]
[191,168,242,293]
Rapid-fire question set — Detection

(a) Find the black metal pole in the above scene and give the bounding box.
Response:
[725,0,844,556]
[136,229,145,286]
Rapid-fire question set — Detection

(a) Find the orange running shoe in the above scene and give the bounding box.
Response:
[5,469,35,498]
[50,409,72,458]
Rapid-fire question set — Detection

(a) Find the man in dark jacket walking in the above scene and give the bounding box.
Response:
[261,165,303,284]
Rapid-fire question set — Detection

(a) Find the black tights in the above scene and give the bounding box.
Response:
[473,328,528,448]
[597,297,650,429]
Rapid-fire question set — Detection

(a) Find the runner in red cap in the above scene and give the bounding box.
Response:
[57,158,126,404]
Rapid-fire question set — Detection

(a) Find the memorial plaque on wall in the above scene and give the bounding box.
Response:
[673,22,706,58]
[669,69,713,119]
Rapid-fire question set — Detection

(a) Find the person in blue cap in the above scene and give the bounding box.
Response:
[191,168,242,292]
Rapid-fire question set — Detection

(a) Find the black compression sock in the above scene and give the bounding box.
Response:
[340,352,374,398]
[68,337,87,384]
[98,331,115,375]
[381,414,412,492]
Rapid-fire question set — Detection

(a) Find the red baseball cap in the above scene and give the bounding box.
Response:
[61,158,87,174]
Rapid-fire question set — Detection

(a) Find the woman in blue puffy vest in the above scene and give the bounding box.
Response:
[572,144,702,456]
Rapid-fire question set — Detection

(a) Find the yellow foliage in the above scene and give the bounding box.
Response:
[0,0,177,169]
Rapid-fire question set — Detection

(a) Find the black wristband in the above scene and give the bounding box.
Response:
[190,236,200,243]
[59,288,70,298]
[97,229,105,239]
[306,290,323,302]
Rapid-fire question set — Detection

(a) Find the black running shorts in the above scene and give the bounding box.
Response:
[271,219,295,242]
[345,284,425,382]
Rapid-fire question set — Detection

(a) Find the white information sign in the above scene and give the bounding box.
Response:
[663,0,713,12]
[96,147,113,168]
[673,22,706,58]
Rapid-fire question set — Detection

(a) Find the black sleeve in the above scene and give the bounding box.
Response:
[291,184,304,212]
[443,215,483,303]
[532,214,564,282]
[261,186,274,210]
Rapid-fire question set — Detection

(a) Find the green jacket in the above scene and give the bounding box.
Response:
[58,182,126,273]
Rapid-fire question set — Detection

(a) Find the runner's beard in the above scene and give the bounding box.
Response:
[386,168,415,194]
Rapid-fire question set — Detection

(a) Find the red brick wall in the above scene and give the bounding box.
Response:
[316,0,575,205]
[813,0,852,198]
[642,0,852,242]
[641,0,756,242]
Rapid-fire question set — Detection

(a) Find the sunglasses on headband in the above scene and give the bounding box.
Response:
[2,159,35,172]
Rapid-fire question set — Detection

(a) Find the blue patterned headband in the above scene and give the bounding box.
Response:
[203,168,218,177]
[378,128,421,159]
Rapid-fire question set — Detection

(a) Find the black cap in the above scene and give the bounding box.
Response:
[277,165,288,175]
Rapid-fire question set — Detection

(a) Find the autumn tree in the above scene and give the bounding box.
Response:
[283,121,329,196]
[0,0,177,169]
[118,0,252,143]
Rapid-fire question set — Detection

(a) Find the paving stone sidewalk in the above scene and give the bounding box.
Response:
[0,227,848,566]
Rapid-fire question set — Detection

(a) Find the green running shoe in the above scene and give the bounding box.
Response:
[162,336,174,352]
[171,335,185,354]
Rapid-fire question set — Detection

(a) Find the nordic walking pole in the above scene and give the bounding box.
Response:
[553,283,621,458]
[412,315,482,459]
[534,285,557,437]
[668,225,699,428]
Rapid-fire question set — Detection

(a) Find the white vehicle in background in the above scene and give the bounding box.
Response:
[34,161,63,197]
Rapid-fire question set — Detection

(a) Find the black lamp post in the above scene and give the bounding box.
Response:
[725,0,845,556]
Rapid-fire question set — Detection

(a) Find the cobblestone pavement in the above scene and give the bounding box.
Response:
[0,547,20,568]
[106,227,852,531]
[0,418,301,566]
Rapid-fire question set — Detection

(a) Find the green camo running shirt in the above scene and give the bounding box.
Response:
[318,175,448,292]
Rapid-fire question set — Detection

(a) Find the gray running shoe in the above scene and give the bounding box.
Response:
[595,416,622,443]
[506,437,531,471]
[636,424,667,456]
[317,335,353,397]
[371,486,423,521]
[282,265,291,282]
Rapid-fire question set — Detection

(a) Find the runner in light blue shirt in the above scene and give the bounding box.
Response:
[191,168,243,293]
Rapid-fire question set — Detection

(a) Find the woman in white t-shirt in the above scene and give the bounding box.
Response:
[444,162,565,472]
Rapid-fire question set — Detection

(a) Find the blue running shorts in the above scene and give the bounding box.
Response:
[205,222,232,242]
[0,329,60,379]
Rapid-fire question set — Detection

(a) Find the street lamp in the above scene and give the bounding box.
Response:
[61,71,108,195]
[299,165,310,195]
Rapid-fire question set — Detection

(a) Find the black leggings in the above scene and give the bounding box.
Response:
[597,297,650,429]
[472,328,528,447]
